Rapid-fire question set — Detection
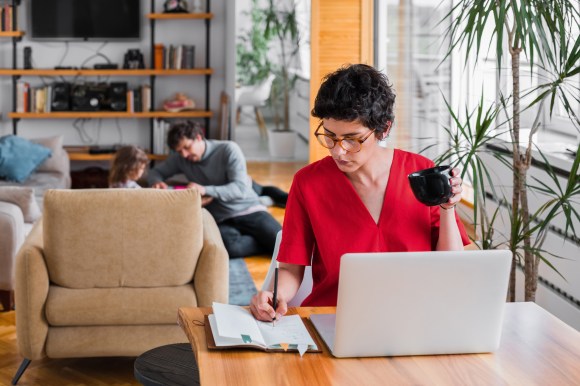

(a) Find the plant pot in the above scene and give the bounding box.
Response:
[268,130,296,159]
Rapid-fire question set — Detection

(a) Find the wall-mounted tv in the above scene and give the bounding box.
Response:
[29,0,141,41]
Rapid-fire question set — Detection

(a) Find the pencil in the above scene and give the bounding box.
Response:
[272,261,279,326]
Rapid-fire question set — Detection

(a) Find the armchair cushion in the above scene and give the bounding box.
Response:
[46,285,197,326]
[0,186,41,223]
[0,135,52,183]
[43,189,203,289]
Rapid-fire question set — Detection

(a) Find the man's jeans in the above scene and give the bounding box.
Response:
[218,211,282,258]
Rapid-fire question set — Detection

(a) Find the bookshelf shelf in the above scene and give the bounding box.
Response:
[0,31,24,38]
[9,111,213,119]
[66,149,168,162]
[0,68,213,76]
[147,13,213,20]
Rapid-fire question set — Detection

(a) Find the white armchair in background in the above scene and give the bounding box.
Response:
[262,231,313,307]
[235,73,276,138]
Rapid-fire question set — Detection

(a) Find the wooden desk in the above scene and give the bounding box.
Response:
[178,303,580,385]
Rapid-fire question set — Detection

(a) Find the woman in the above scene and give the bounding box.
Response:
[250,64,470,321]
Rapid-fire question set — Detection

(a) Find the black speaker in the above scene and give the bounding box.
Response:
[71,83,108,111]
[108,82,128,111]
[23,47,32,69]
[51,82,71,111]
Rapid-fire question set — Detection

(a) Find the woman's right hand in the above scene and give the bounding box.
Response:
[250,290,288,322]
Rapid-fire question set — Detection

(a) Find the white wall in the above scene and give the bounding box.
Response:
[0,0,231,146]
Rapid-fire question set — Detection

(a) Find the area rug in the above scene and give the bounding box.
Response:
[229,259,258,306]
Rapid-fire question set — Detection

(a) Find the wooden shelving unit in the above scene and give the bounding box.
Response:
[146,13,213,20]
[0,68,213,77]
[65,147,168,162]
[0,31,24,38]
[9,110,213,119]
[0,0,214,157]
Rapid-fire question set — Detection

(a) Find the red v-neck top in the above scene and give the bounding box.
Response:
[277,149,470,306]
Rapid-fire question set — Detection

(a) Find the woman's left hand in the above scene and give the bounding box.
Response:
[441,167,462,210]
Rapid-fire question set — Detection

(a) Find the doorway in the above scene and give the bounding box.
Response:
[233,0,311,162]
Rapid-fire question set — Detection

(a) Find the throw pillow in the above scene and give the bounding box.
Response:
[32,135,64,173]
[0,186,42,223]
[0,135,52,183]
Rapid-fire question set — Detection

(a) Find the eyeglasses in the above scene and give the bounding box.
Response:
[314,124,377,153]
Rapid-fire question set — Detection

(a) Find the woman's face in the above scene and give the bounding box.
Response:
[321,118,381,173]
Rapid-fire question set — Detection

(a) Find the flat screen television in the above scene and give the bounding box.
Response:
[29,0,141,40]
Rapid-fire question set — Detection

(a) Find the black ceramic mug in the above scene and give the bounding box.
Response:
[407,165,453,206]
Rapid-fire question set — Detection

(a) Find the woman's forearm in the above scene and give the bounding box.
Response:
[270,263,305,304]
[436,209,464,251]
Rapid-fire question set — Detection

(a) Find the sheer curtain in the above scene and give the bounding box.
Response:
[374,0,452,159]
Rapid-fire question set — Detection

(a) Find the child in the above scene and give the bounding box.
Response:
[109,145,149,188]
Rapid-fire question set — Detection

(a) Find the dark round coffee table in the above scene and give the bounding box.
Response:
[134,343,200,386]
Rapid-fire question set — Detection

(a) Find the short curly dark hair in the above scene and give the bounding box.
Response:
[311,64,396,137]
[167,121,205,150]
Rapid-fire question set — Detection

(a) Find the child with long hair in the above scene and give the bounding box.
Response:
[109,145,149,188]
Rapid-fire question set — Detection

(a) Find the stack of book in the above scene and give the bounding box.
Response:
[126,85,152,113]
[155,44,195,70]
[0,4,16,31]
[152,118,171,155]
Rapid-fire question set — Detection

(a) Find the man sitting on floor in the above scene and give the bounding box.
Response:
[148,120,282,258]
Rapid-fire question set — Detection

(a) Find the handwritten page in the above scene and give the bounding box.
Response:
[211,302,317,355]
[257,315,316,348]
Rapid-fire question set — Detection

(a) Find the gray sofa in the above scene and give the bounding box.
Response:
[0,136,71,311]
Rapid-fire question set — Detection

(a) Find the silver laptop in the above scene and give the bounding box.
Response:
[310,250,511,358]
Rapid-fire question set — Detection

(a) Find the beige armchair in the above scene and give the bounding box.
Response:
[13,189,228,384]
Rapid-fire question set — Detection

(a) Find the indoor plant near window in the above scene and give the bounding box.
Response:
[435,1,580,301]
[236,0,272,87]
[238,0,303,158]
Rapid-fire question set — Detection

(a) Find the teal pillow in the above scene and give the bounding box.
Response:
[0,135,52,183]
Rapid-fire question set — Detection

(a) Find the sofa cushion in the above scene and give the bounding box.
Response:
[31,135,65,173]
[0,135,52,183]
[0,187,41,223]
[46,284,197,326]
[43,189,204,289]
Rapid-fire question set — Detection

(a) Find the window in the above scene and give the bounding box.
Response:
[374,0,453,159]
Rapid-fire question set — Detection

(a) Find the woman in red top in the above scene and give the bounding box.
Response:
[250,64,470,321]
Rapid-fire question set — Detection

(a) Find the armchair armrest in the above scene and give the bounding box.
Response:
[15,220,50,360]
[0,202,25,290]
[193,209,229,307]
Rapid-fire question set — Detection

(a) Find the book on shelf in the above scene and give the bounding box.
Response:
[141,84,151,112]
[133,87,142,112]
[152,118,170,155]
[154,44,164,69]
[179,302,321,356]
[126,89,134,113]
[16,81,29,113]
[1,5,15,32]
[159,44,195,69]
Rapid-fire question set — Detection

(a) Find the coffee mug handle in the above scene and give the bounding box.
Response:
[441,169,452,198]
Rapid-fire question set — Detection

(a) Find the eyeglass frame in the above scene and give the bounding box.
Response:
[314,123,378,153]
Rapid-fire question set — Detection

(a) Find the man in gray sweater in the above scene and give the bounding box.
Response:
[148,121,282,258]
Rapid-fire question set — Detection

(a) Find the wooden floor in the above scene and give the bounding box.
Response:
[0,161,304,386]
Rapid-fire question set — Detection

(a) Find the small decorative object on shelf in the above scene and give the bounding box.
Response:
[163,92,195,112]
[164,0,189,13]
[123,49,145,69]
[192,0,203,13]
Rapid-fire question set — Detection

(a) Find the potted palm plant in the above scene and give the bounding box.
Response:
[434,1,580,302]
[264,0,303,158]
